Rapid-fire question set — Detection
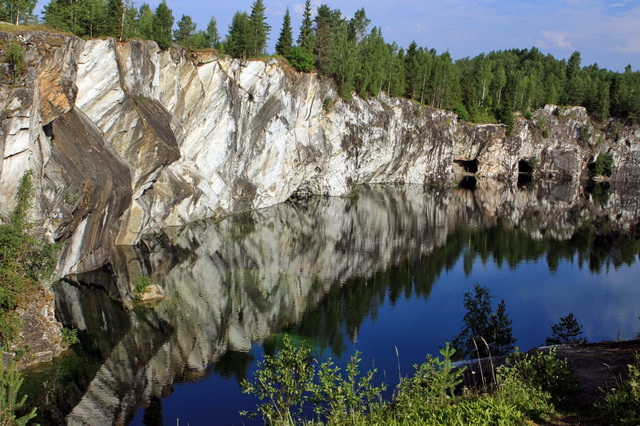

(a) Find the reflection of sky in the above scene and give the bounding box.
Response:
[345,254,640,388]
[132,233,640,424]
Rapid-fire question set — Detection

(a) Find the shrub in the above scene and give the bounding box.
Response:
[594,355,640,425]
[132,275,151,299]
[240,334,315,423]
[593,152,614,177]
[61,327,78,348]
[286,46,315,73]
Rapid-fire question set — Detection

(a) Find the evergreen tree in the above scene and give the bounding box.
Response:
[297,0,314,54]
[189,30,210,50]
[452,284,516,359]
[152,0,174,49]
[545,313,587,345]
[0,0,37,25]
[225,11,251,59]
[137,3,154,40]
[206,17,220,49]
[174,14,196,50]
[275,7,293,57]
[106,0,126,41]
[248,0,270,57]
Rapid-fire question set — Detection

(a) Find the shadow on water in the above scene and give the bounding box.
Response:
[23,181,640,424]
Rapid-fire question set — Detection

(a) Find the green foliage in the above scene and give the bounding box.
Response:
[248,0,270,57]
[0,360,36,425]
[594,355,640,425]
[132,275,151,299]
[501,348,580,405]
[225,11,251,59]
[394,343,466,413]
[322,97,334,113]
[545,313,587,345]
[275,7,293,58]
[152,0,174,49]
[452,284,516,359]
[593,152,614,177]
[3,41,24,73]
[240,334,314,423]
[310,351,385,423]
[0,172,58,348]
[286,46,315,73]
[0,0,37,25]
[60,327,78,348]
[206,17,220,49]
[174,14,196,50]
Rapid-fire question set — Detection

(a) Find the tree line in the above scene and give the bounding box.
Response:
[7,0,640,125]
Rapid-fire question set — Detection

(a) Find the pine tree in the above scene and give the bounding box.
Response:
[225,11,251,59]
[275,7,293,57]
[248,0,270,57]
[0,0,37,25]
[297,0,314,54]
[138,3,154,40]
[152,0,174,49]
[206,17,220,49]
[106,0,126,41]
[545,313,587,345]
[174,14,196,50]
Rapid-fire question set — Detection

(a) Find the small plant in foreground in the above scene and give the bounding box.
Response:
[0,360,36,425]
[240,334,314,423]
[594,354,640,425]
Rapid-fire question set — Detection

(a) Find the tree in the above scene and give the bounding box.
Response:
[225,11,251,59]
[275,7,293,57]
[106,0,126,41]
[0,0,37,25]
[174,14,196,50]
[206,17,220,49]
[545,313,587,345]
[248,0,270,57]
[452,284,516,359]
[297,0,314,54]
[137,3,154,40]
[152,0,174,49]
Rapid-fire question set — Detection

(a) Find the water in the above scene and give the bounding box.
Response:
[23,181,640,425]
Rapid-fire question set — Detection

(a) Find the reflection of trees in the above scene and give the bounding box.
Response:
[284,220,640,358]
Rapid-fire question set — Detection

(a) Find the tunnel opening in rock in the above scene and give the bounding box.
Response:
[458,176,477,190]
[43,122,54,138]
[454,159,479,174]
[517,158,535,189]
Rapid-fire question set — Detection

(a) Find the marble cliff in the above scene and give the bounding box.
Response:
[1,31,640,363]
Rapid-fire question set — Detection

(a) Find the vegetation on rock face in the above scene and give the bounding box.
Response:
[0,171,58,349]
[594,355,640,425]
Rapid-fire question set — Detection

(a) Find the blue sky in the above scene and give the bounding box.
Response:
[36,0,639,71]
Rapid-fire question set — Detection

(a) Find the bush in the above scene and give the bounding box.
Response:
[545,313,587,345]
[61,327,78,348]
[132,275,151,299]
[286,46,315,73]
[593,152,614,177]
[594,355,640,425]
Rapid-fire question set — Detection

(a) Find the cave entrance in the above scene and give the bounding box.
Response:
[517,158,535,189]
[454,159,479,174]
[43,122,54,138]
[458,176,477,190]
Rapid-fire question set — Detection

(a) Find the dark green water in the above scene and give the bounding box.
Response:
[22,182,640,425]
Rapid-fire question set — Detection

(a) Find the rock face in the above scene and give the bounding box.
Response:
[1,32,640,366]
[1,32,639,278]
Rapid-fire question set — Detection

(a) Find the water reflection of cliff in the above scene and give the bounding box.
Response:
[26,182,640,425]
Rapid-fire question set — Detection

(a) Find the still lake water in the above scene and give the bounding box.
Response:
[24,182,640,425]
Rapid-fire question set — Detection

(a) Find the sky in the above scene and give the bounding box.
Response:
[35,0,640,72]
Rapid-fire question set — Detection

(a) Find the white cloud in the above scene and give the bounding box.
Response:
[539,30,574,49]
